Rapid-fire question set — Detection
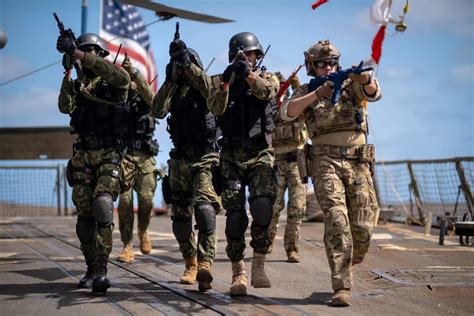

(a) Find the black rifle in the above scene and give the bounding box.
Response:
[53,12,77,70]
[170,22,180,83]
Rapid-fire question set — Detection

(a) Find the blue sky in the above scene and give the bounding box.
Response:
[0,0,473,165]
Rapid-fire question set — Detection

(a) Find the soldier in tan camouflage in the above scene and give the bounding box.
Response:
[280,40,382,306]
[57,33,130,294]
[116,56,159,263]
[269,72,308,263]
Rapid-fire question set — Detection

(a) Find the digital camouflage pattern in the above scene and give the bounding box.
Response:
[168,152,221,262]
[269,159,307,253]
[58,52,130,263]
[220,147,277,261]
[70,148,122,260]
[118,150,158,245]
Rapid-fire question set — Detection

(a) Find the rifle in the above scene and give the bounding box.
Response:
[204,57,216,73]
[308,61,373,105]
[171,22,180,82]
[255,44,271,71]
[227,47,245,86]
[276,64,303,108]
[53,12,77,70]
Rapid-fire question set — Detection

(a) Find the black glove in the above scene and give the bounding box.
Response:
[175,50,192,68]
[222,64,234,83]
[56,35,76,55]
[169,39,187,58]
[61,53,76,71]
[165,62,173,83]
[233,59,250,78]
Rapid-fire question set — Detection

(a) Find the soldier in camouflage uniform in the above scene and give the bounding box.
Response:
[116,55,159,263]
[281,40,382,306]
[188,32,279,296]
[57,33,130,294]
[152,40,222,292]
[269,72,308,263]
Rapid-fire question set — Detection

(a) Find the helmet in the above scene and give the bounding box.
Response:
[77,33,110,57]
[228,32,264,62]
[187,48,204,70]
[304,39,340,76]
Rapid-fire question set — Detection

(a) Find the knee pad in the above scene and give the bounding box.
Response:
[226,209,248,239]
[194,204,216,235]
[76,217,96,244]
[92,193,114,227]
[172,216,192,242]
[250,196,273,227]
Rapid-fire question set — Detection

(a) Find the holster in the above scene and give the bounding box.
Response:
[296,143,312,184]
[162,175,172,205]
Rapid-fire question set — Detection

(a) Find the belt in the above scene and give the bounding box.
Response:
[75,136,122,150]
[275,150,298,162]
[313,144,375,162]
[170,144,216,160]
[219,137,268,150]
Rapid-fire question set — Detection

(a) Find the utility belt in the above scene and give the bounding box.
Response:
[219,136,268,150]
[170,144,216,160]
[74,136,124,151]
[312,144,375,162]
[126,139,159,156]
[275,150,298,162]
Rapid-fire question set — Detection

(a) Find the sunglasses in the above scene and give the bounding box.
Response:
[315,59,338,68]
[81,46,96,53]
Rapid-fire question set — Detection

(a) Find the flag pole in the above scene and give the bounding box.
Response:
[81,0,88,35]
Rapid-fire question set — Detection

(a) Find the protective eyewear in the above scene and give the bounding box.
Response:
[315,59,338,68]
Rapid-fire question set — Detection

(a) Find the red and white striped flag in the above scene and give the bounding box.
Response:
[100,0,158,91]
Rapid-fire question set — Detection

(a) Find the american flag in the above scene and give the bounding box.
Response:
[100,0,158,91]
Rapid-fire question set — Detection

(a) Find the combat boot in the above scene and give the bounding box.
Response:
[116,244,135,263]
[251,252,271,288]
[196,260,213,292]
[138,229,152,255]
[92,255,111,294]
[180,257,197,284]
[330,289,351,307]
[78,259,95,289]
[229,260,247,296]
[287,250,301,263]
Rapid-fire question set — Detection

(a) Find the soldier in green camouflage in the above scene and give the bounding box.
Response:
[186,32,279,296]
[115,56,159,263]
[57,33,130,294]
[281,40,382,306]
[152,41,222,292]
[269,72,308,263]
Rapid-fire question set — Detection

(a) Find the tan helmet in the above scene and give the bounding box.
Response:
[304,39,341,76]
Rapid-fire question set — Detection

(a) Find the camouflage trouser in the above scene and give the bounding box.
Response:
[270,159,307,253]
[312,154,377,291]
[118,150,158,245]
[220,147,277,261]
[70,148,122,262]
[168,151,221,263]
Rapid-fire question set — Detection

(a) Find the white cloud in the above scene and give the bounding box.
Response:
[450,63,474,82]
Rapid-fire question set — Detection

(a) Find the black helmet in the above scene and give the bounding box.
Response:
[228,32,264,62]
[77,33,110,57]
[187,48,204,70]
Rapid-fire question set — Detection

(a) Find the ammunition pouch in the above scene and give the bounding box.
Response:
[162,175,172,204]
[297,144,312,184]
[127,139,159,156]
[66,159,95,187]
[119,156,137,194]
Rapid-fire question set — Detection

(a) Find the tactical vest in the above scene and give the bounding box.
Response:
[167,84,218,148]
[272,114,306,147]
[218,79,276,146]
[304,80,368,138]
[70,79,129,139]
[125,91,159,155]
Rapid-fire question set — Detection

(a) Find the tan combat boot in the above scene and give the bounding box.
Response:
[196,260,213,292]
[138,229,152,255]
[287,250,301,263]
[180,257,197,284]
[230,260,247,296]
[251,252,271,288]
[330,289,351,307]
[116,244,135,263]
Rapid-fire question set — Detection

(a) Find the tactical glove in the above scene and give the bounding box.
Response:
[348,71,372,85]
[61,53,76,71]
[222,64,234,83]
[169,39,187,58]
[56,35,76,55]
[233,59,250,78]
[314,81,334,99]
